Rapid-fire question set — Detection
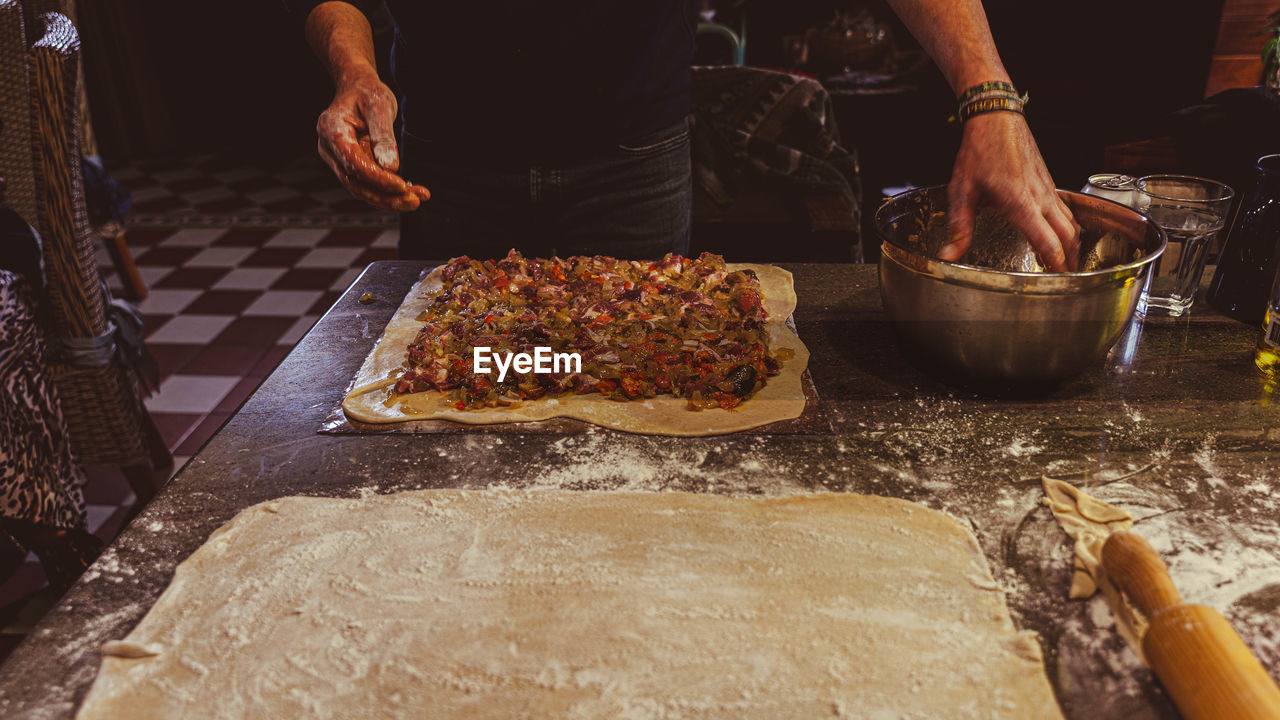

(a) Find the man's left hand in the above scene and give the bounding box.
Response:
[941,112,1079,272]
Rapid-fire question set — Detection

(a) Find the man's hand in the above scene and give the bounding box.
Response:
[881,0,1079,271]
[317,74,430,213]
[304,2,428,213]
[941,112,1079,271]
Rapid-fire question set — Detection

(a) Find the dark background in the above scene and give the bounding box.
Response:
[79,0,1237,192]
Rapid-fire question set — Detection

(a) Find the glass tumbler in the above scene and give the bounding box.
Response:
[1133,175,1234,317]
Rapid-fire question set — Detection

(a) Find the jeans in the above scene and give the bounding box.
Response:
[398,119,692,262]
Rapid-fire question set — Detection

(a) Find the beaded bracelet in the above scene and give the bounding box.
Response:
[956,80,1018,106]
[952,81,1028,124]
[961,89,1023,104]
[958,95,1026,122]
[961,91,1027,110]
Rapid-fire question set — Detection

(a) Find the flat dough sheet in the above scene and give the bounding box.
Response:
[78,490,1062,719]
[341,263,810,436]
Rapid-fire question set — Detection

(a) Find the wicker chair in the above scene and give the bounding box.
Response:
[26,11,169,502]
[3,0,147,301]
[0,0,36,226]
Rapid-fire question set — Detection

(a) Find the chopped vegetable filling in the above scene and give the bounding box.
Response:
[395,250,790,411]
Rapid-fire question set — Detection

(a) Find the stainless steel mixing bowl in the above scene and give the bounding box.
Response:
[875,186,1167,383]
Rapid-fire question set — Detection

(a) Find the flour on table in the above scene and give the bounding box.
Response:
[1042,476,1280,680]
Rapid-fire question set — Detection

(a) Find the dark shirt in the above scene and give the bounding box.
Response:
[286,0,696,163]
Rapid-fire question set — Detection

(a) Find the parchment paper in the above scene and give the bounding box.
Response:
[340,263,810,437]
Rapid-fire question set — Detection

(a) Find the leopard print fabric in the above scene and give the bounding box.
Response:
[0,269,87,530]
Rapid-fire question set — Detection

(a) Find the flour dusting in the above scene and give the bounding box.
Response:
[80,549,137,584]
[489,433,816,496]
[1005,437,1044,459]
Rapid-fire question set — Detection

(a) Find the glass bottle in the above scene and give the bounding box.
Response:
[1258,263,1280,378]
[1206,154,1280,326]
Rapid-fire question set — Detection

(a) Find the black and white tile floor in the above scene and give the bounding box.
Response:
[112,224,397,467]
[112,153,394,228]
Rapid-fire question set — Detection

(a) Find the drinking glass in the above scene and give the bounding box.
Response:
[1133,175,1234,316]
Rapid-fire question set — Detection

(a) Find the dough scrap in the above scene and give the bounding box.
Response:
[1042,477,1147,656]
[99,641,163,659]
[79,490,1062,719]
[341,263,810,436]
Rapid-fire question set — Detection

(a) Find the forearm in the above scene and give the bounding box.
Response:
[304,1,380,90]
[883,0,1010,94]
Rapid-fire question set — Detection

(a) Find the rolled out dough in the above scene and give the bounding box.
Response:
[79,491,1062,719]
[340,263,810,436]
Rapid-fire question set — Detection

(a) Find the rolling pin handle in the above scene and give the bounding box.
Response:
[1101,531,1280,720]
[1101,530,1182,617]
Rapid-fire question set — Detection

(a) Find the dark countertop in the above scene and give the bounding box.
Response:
[3,262,1278,719]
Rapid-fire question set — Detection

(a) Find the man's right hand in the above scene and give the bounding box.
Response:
[316,73,430,213]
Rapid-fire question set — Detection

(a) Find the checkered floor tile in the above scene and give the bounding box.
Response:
[1,157,402,656]
[108,153,396,228]
[105,225,396,457]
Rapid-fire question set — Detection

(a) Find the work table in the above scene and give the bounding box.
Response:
[2,262,1276,719]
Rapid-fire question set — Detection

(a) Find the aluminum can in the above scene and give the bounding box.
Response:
[1081,173,1137,207]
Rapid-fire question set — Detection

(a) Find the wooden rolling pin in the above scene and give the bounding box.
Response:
[1102,531,1280,719]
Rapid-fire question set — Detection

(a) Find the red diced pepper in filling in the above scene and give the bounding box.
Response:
[737,290,761,313]
[619,372,645,399]
[714,393,741,410]
[399,252,785,413]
